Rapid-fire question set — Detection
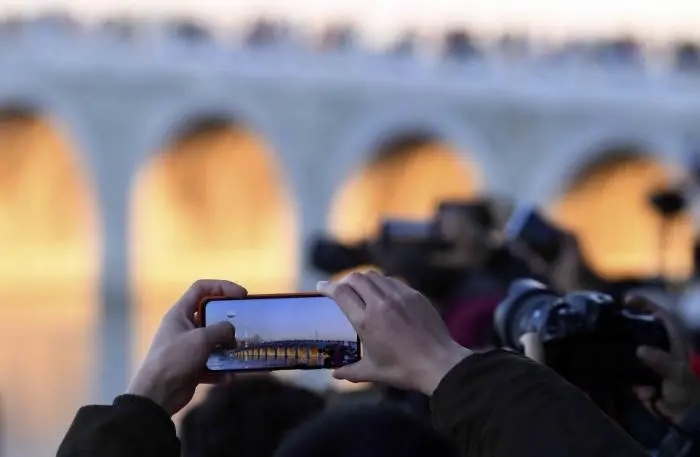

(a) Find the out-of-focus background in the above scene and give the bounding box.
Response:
[1,1,700,456]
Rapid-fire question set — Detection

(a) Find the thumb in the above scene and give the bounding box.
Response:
[332,359,374,383]
[520,332,545,364]
[200,321,236,350]
[637,345,673,378]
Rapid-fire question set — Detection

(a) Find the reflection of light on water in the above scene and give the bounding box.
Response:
[0,113,99,457]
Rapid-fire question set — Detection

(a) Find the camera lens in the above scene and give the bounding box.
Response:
[493,279,560,349]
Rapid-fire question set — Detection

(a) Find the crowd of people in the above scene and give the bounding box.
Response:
[52,178,700,457]
[0,12,699,72]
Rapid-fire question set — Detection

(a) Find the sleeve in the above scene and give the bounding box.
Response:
[657,402,700,457]
[57,394,180,457]
[430,350,649,457]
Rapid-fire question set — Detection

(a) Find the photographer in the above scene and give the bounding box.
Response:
[434,201,537,349]
[59,274,647,457]
[500,278,700,454]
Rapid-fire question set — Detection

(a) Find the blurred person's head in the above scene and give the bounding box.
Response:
[181,375,325,457]
[444,30,476,58]
[320,24,356,51]
[246,19,278,46]
[274,405,458,457]
[378,240,464,302]
[676,42,700,71]
[436,201,495,268]
[165,19,211,43]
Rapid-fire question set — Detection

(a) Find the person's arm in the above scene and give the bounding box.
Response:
[431,350,649,457]
[57,395,179,457]
[57,279,245,457]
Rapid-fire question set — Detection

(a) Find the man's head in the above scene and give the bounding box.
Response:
[181,375,325,457]
[436,201,495,267]
[274,405,458,457]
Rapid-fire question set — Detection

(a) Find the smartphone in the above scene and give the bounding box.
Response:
[505,206,566,264]
[199,293,361,372]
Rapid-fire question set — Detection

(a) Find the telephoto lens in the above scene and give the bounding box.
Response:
[494,279,669,390]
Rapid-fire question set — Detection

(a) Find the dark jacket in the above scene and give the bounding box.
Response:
[58,350,648,457]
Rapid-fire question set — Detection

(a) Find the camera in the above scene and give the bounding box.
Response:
[494,279,669,391]
[309,199,500,276]
[309,218,447,276]
[504,206,567,264]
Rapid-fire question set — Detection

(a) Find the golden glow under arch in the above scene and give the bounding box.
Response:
[550,152,692,279]
[329,137,480,243]
[0,110,99,457]
[131,120,298,365]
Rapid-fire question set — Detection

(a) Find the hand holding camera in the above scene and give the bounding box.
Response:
[627,294,700,425]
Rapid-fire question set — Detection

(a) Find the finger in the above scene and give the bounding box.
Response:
[637,345,674,378]
[318,281,366,326]
[627,295,689,359]
[346,272,386,304]
[385,276,415,294]
[520,332,545,364]
[200,321,236,350]
[365,270,401,296]
[175,280,248,321]
[332,359,374,383]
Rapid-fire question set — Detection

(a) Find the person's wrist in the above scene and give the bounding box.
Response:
[126,367,173,415]
[415,342,473,395]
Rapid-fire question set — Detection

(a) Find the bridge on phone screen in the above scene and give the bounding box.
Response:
[227,339,359,367]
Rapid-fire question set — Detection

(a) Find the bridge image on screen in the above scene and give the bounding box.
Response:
[204,295,360,371]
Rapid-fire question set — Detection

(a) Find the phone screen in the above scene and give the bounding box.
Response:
[202,294,361,372]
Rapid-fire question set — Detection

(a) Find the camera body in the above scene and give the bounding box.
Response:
[495,279,669,390]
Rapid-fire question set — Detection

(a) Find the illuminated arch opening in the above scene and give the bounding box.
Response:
[321,134,479,392]
[0,108,99,456]
[329,134,480,244]
[131,118,298,365]
[550,148,692,279]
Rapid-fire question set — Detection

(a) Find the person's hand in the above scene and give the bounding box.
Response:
[520,332,545,364]
[628,294,700,424]
[318,271,472,395]
[126,279,246,415]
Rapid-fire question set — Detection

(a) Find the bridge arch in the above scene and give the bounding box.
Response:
[534,125,682,203]
[548,143,692,279]
[131,114,299,364]
[329,110,487,245]
[331,106,496,195]
[0,104,100,457]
